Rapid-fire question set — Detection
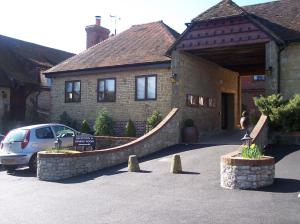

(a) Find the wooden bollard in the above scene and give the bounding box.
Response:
[170,154,182,174]
[128,155,140,172]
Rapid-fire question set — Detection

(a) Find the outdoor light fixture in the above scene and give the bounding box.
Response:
[241,132,253,150]
[170,73,177,83]
[266,66,273,76]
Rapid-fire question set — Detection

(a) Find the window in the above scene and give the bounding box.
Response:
[36,127,54,139]
[65,81,81,103]
[98,78,116,102]
[186,94,199,107]
[253,75,265,81]
[135,75,157,100]
[52,125,75,138]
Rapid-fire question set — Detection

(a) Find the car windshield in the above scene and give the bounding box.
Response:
[3,129,28,143]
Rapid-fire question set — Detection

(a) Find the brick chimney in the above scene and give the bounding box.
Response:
[85,16,110,49]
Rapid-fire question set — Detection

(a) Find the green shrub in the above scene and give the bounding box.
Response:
[254,94,300,132]
[184,119,194,127]
[81,120,92,134]
[241,144,263,159]
[124,119,136,137]
[59,111,78,130]
[280,94,300,132]
[146,111,163,132]
[254,94,285,130]
[93,110,115,136]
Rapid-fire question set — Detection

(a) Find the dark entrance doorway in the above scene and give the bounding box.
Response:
[10,86,26,121]
[221,93,235,130]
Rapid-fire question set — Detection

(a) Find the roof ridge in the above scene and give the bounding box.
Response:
[0,34,74,55]
[192,0,247,22]
[243,0,279,9]
[131,20,163,27]
[158,21,180,39]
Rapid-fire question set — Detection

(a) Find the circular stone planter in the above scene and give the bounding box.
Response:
[221,151,275,190]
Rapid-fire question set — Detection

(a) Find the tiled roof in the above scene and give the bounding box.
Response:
[45,21,179,74]
[0,35,74,86]
[193,0,300,42]
[193,0,246,22]
[244,0,300,42]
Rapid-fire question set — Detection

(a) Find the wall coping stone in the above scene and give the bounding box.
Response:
[221,151,275,166]
[39,108,179,159]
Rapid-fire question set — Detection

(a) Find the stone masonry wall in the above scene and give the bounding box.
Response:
[171,51,239,136]
[37,108,180,181]
[280,42,300,99]
[50,67,172,136]
[221,162,275,189]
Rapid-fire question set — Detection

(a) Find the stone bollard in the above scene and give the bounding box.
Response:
[170,154,182,174]
[128,155,140,172]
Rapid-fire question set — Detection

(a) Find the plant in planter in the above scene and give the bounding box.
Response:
[146,111,163,132]
[241,144,263,159]
[93,110,115,136]
[81,120,92,134]
[182,119,198,143]
[124,119,136,137]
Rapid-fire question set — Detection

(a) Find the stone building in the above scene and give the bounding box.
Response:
[45,19,179,135]
[0,35,74,121]
[45,0,300,137]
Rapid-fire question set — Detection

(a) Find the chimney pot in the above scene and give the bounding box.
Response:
[95,16,101,26]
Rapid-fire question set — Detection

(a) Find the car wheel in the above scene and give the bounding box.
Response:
[29,154,37,172]
[3,165,17,172]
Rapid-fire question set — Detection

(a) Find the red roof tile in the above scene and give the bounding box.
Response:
[45,21,179,74]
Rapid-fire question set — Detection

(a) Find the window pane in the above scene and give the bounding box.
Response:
[74,81,80,92]
[105,79,115,101]
[137,77,145,99]
[66,82,73,92]
[99,80,104,92]
[98,80,105,101]
[36,127,54,139]
[147,76,156,99]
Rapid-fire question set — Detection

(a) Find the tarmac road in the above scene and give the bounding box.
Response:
[0,143,299,224]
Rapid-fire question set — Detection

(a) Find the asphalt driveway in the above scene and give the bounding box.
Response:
[0,142,299,224]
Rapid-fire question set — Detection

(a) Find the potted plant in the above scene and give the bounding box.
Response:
[182,119,198,143]
[240,111,249,130]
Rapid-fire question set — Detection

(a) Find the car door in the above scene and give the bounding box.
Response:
[51,125,76,148]
[34,126,56,152]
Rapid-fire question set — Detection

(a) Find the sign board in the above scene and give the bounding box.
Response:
[73,135,95,148]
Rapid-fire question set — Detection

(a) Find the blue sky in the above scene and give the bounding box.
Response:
[0,0,273,53]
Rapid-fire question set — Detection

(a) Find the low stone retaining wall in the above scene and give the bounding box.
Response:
[37,108,180,181]
[221,151,275,189]
[95,136,137,149]
[271,132,300,145]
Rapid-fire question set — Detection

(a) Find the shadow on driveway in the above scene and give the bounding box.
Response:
[59,144,204,184]
[259,178,300,193]
[264,144,300,163]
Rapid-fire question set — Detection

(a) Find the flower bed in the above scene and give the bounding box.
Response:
[221,151,275,189]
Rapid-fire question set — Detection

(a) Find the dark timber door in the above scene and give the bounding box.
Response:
[221,93,234,130]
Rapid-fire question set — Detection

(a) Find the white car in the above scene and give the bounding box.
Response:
[0,124,89,172]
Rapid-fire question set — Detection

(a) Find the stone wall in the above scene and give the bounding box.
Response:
[221,152,275,189]
[37,108,180,181]
[171,51,239,136]
[50,67,172,136]
[0,87,10,120]
[280,42,300,99]
[95,136,137,149]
